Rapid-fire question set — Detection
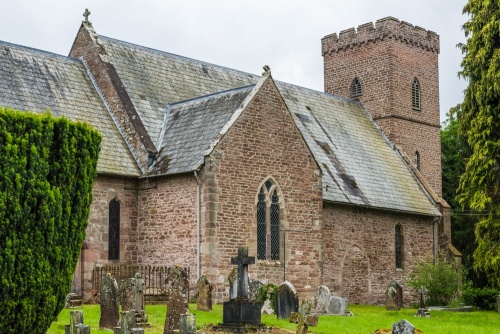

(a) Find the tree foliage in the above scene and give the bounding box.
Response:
[0,107,101,334]
[453,0,500,288]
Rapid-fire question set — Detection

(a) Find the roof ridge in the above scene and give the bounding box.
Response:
[0,40,80,63]
[167,84,256,108]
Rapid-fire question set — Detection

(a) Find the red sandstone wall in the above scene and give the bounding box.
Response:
[80,175,139,297]
[200,78,323,302]
[323,203,435,305]
[322,18,442,196]
[136,175,198,274]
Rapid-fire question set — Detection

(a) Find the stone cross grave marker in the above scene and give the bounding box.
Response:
[164,265,189,334]
[99,273,120,329]
[196,275,212,311]
[418,285,428,309]
[231,246,254,299]
[222,246,263,326]
[113,311,144,334]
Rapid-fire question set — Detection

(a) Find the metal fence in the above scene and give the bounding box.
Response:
[92,265,189,304]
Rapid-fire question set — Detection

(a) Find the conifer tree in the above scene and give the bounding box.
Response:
[0,107,101,334]
[454,0,500,288]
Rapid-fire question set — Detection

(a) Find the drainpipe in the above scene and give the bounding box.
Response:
[433,217,439,265]
[194,171,201,280]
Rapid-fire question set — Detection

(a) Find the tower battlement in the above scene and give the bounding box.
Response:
[321,16,440,55]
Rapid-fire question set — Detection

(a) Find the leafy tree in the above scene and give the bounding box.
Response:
[408,257,460,306]
[0,107,101,334]
[453,0,500,288]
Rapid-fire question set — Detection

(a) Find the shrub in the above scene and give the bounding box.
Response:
[255,283,278,313]
[407,257,460,306]
[0,108,101,334]
[462,286,500,310]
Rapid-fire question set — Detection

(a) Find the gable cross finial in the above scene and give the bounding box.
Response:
[262,65,271,76]
[83,8,91,23]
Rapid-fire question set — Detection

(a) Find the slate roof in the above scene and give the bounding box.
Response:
[95,33,439,216]
[98,36,259,142]
[0,41,140,176]
[148,85,255,177]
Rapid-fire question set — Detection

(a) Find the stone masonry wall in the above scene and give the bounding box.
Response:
[137,174,198,275]
[80,175,139,298]
[322,17,442,196]
[323,203,435,305]
[199,77,323,303]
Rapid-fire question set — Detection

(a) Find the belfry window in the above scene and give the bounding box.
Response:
[257,180,281,260]
[395,224,404,269]
[412,78,421,110]
[108,199,120,261]
[350,77,362,98]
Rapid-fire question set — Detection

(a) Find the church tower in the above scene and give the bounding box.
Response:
[322,17,442,196]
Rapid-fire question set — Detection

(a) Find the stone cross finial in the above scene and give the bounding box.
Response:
[83,9,91,23]
[262,65,271,76]
[230,246,255,299]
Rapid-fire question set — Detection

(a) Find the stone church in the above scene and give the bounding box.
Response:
[0,14,458,305]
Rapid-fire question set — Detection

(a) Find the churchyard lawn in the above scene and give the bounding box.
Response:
[47,303,500,334]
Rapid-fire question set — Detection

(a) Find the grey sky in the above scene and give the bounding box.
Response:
[1,0,468,123]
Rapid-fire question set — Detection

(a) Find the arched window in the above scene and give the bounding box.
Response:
[412,78,421,110]
[414,151,420,171]
[350,77,362,98]
[257,180,281,260]
[395,224,404,269]
[108,199,120,261]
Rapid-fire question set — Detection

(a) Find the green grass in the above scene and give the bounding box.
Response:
[47,304,500,334]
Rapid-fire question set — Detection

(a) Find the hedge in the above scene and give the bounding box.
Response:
[0,107,101,334]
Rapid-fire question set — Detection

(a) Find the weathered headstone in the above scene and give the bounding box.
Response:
[385,280,403,311]
[327,295,349,315]
[249,279,264,301]
[100,273,120,329]
[196,275,212,311]
[179,311,196,334]
[290,300,318,334]
[65,293,83,308]
[261,299,274,314]
[164,265,189,334]
[277,281,299,319]
[497,295,500,313]
[119,272,148,326]
[392,319,415,334]
[221,246,263,327]
[113,311,145,334]
[415,285,430,318]
[228,267,238,300]
[65,310,90,334]
[313,285,331,313]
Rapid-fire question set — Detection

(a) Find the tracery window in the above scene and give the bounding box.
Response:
[395,224,404,269]
[350,77,363,98]
[257,180,281,260]
[412,78,421,110]
[108,199,120,261]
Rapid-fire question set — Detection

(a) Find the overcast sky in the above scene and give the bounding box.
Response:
[1,0,468,123]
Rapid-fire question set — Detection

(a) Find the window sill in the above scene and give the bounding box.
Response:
[257,260,282,267]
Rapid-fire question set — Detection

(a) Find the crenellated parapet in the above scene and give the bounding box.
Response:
[321,16,440,55]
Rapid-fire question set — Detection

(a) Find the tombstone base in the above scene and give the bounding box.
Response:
[222,299,263,325]
[215,323,269,333]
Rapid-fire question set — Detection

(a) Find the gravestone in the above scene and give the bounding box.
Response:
[100,273,120,329]
[415,285,430,318]
[227,268,238,300]
[277,281,299,319]
[497,295,500,313]
[385,280,403,311]
[113,311,144,334]
[65,310,90,334]
[179,311,196,334]
[327,296,349,315]
[221,246,263,329]
[164,265,189,334]
[249,279,264,301]
[313,285,331,313]
[65,293,83,308]
[196,275,212,311]
[392,319,415,334]
[119,273,148,327]
[290,300,318,334]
